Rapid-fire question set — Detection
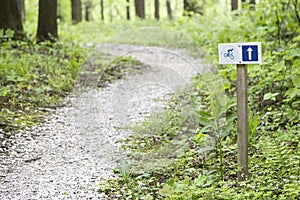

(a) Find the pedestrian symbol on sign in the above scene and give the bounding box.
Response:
[242,45,258,62]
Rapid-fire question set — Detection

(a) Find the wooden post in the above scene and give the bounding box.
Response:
[237,64,249,181]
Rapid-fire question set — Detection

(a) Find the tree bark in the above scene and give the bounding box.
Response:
[84,1,92,21]
[154,0,159,20]
[166,0,172,20]
[71,0,82,24]
[134,0,145,19]
[16,0,25,22]
[85,6,90,21]
[231,0,238,11]
[126,0,130,20]
[37,0,58,42]
[0,0,23,34]
[100,0,104,20]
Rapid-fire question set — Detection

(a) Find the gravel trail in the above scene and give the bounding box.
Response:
[0,44,209,199]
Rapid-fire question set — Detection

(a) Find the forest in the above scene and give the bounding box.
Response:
[1,0,300,199]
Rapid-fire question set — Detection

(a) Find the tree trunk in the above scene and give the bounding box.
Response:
[154,0,159,20]
[16,0,25,22]
[0,0,23,34]
[100,0,104,20]
[37,0,58,42]
[166,0,172,20]
[85,1,92,21]
[126,0,130,20]
[71,0,82,24]
[85,5,90,21]
[134,0,145,19]
[231,0,238,11]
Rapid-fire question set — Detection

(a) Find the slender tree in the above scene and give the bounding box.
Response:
[134,0,145,19]
[126,0,130,20]
[100,0,104,20]
[71,0,82,24]
[231,0,238,11]
[0,0,23,34]
[37,0,58,42]
[166,0,173,20]
[85,0,92,21]
[154,0,159,20]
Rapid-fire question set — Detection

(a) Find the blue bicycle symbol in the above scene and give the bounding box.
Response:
[224,48,234,60]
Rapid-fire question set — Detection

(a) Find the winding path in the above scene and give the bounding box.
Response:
[0,44,209,199]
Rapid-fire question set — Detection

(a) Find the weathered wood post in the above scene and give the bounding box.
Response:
[237,64,249,181]
[218,42,262,182]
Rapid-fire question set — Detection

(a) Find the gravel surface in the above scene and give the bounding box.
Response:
[0,44,210,199]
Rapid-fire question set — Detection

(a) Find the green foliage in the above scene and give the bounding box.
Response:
[2,0,299,198]
[99,0,300,199]
[183,0,205,16]
[0,38,85,133]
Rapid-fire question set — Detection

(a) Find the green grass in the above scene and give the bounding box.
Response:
[0,37,85,133]
[1,0,299,198]
[96,1,300,199]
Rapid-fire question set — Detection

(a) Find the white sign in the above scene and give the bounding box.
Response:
[218,42,262,64]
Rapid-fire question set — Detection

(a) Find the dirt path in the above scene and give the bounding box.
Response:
[0,44,209,199]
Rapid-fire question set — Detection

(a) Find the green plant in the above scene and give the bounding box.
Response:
[0,36,86,133]
[248,110,260,145]
[100,1,300,198]
[192,73,236,180]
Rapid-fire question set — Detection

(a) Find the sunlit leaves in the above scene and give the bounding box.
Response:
[0,39,86,133]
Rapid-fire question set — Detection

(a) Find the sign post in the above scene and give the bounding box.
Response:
[218,42,262,181]
[237,63,248,181]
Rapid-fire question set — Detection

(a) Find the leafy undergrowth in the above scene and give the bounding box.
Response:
[0,32,141,140]
[98,1,300,199]
[0,34,85,135]
[1,0,299,198]
[99,73,300,199]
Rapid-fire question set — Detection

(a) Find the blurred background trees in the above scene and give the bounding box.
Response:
[1,0,298,43]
